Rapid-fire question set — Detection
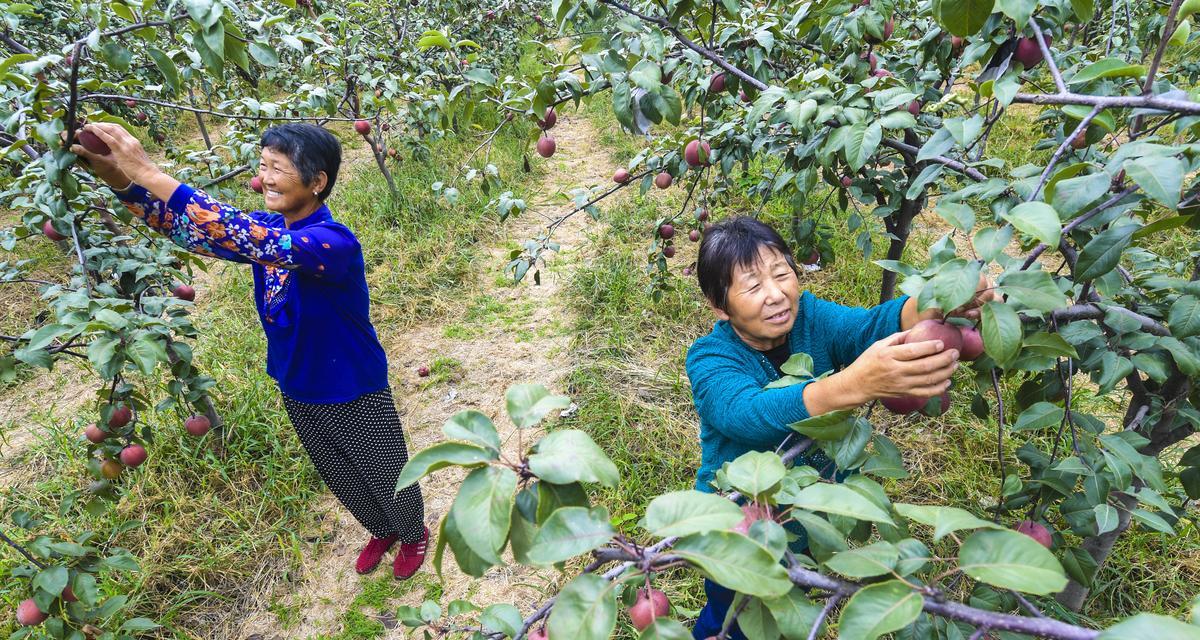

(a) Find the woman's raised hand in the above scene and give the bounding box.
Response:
[845,330,960,402]
[70,123,159,189]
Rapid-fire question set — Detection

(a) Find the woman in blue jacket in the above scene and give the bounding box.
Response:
[72,122,427,580]
[686,217,994,639]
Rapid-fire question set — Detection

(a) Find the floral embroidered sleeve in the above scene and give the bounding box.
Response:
[114,183,356,277]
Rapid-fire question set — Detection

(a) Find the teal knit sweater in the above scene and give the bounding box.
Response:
[686,291,909,492]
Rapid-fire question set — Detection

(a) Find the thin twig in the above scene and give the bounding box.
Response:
[0,529,45,569]
[1028,106,1102,202]
[991,368,1007,523]
[79,94,384,123]
[1029,19,1066,94]
[807,594,842,640]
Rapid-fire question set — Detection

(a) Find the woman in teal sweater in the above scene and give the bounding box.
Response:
[686,217,993,639]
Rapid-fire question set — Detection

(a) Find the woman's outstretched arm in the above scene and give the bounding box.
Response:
[72,123,355,277]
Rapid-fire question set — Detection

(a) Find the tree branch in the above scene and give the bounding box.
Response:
[1029,19,1066,94]
[1012,91,1200,115]
[78,94,383,123]
[1028,106,1101,202]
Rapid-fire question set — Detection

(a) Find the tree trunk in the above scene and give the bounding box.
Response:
[1056,489,1136,610]
[879,197,918,303]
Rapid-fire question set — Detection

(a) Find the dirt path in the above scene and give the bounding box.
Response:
[234,109,623,640]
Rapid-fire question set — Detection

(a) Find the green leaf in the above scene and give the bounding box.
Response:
[1068,58,1145,86]
[672,531,793,598]
[629,59,662,90]
[895,504,1002,542]
[118,618,161,633]
[845,121,882,172]
[1013,402,1065,432]
[506,384,570,428]
[935,202,975,232]
[981,302,1021,368]
[1070,0,1096,21]
[838,580,923,640]
[1170,295,1200,338]
[417,31,453,50]
[642,490,745,538]
[443,512,493,577]
[481,603,523,638]
[146,48,180,94]
[726,451,787,498]
[998,270,1068,312]
[639,618,693,640]
[527,429,619,488]
[932,0,996,36]
[546,574,618,640]
[1098,613,1200,640]
[396,442,494,491]
[958,529,1068,595]
[763,590,823,640]
[1002,202,1061,246]
[248,42,279,67]
[996,0,1036,27]
[1094,503,1119,535]
[974,226,1014,262]
[127,335,168,375]
[442,410,501,452]
[788,484,894,524]
[788,409,855,440]
[32,566,68,596]
[527,507,615,565]
[1061,546,1099,588]
[1126,156,1184,209]
[780,352,815,378]
[449,466,517,564]
[824,541,899,578]
[861,435,908,479]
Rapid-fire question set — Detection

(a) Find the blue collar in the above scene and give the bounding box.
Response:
[285,204,333,230]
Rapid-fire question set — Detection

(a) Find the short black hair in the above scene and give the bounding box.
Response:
[260,123,341,201]
[696,216,799,311]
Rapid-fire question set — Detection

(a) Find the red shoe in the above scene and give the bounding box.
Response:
[356,534,398,574]
[393,526,430,579]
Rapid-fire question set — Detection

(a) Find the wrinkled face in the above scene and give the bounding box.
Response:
[258,147,324,215]
[713,245,799,350]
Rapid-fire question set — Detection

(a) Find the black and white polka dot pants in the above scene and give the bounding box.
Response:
[281,388,425,542]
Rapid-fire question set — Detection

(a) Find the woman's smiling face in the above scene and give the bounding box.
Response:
[258,146,324,217]
[712,245,800,350]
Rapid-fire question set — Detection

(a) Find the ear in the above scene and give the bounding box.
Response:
[710,302,730,322]
[311,171,329,198]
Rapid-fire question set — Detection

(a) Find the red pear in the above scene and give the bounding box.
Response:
[689,230,701,242]
[528,627,548,640]
[908,100,922,116]
[708,73,726,93]
[417,365,430,377]
[538,107,557,130]
[732,503,771,535]
[627,588,670,631]
[16,599,46,627]
[802,250,819,265]
[1015,520,1053,548]
[906,319,964,354]
[84,423,108,444]
[536,136,556,158]
[663,245,676,258]
[882,395,926,415]
[100,459,123,480]
[354,120,371,135]
[250,176,264,193]
[1014,36,1050,68]
[655,172,673,189]
[659,224,675,239]
[960,326,984,360]
[108,405,132,429]
[43,220,67,241]
[119,444,147,468]
[613,168,631,184]
[173,284,195,302]
[185,415,212,437]
[61,586,77,603]
[77,130,112,156]
[684,139,711,167]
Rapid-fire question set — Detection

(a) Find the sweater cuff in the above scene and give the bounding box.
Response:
[167,183,195,213]
[113,184,150,203]
[770,378,818,427]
